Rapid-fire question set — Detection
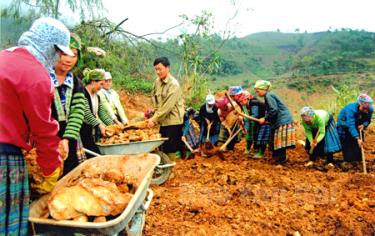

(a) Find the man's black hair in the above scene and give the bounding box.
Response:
[153,57,170,67]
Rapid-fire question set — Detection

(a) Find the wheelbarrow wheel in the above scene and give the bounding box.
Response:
[151,150,172,185]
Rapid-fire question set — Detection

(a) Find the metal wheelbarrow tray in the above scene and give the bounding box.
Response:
[96,138,168,155]
[29,153,160,235]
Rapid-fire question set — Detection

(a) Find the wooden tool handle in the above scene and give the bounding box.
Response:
[309,130,320,155]
[360,131,367,174]
[224,91,263,123]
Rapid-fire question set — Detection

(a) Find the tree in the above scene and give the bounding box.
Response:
[5,0,103,19]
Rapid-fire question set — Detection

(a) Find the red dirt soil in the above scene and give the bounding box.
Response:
[119,91,375,235]
[144,132,375,235]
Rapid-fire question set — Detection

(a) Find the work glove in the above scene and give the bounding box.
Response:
[32,167,61,194]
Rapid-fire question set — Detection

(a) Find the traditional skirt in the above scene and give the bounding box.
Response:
[244,119,255,142]
[184,121,199,149]
[272,123,296,151]
[256,123,271,146]
[305,115,341,154]
[0,144,29,236]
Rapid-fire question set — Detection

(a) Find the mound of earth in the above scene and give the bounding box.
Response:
[145,135,375,235]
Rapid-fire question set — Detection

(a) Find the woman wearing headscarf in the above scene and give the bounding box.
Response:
[300,106,341,167]
[0,17,72,235]
[254,80,296,164]
[98,71,129,125]
[181,107,199,158]
[80,68,114,157]
[337,94,373,163]
[198,94,221,146]
[216,91,240,151]
[50,33,87,175]
[234,90,264,156]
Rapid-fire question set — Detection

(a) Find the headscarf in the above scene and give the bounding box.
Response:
[104,72,112,80]
[82,68,106,85]
[254,80,271,90]
[357,93,373,109]
[300,106,315,121]
[69,33,83,66]
[18,17,71,69]
[234,90,253,103]
[205,94,215,105]
[228,86,243,96]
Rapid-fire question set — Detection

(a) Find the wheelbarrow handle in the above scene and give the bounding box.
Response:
[142,189,154,211]
[83,148,100,157]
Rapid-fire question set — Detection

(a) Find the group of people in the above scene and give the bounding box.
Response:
[0,17,373,236]
[180,83,373,169]
[0,17,132,235]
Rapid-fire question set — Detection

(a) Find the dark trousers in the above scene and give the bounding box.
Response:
[160,124,183,154]
[62,140,78,176]
[342,130,363,162]
[305,138,333,163]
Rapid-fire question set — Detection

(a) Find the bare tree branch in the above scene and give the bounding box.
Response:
[139,22,184,37]
[105,18,128,36]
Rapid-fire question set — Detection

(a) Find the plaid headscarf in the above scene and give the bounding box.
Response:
[357,93,373,109]
[254,80,271,90]
[228,86,243,96]
[234,90,253,103]
[300,106,315,121]
[82,68,106,85]
[69,33,82,66]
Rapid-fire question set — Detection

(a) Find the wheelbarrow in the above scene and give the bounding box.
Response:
[29,154,159,236]
[94,138,175,185]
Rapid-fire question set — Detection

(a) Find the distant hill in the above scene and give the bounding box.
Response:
[213,30,375,78]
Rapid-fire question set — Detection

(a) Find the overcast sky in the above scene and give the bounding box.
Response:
[100,0,375,38]
[1,0,375,38]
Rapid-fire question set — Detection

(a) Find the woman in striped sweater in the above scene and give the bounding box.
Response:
[80,68,114,157]
[51,33,86,176]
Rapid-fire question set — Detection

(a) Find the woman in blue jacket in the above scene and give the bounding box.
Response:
[337,94,373,162]
[254,80,296,164]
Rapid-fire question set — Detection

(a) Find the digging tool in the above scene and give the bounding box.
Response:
[360,131,367,174]
[224,91,262,123]
[309,130,320,155]
[182,137,194,153]
[204,118,214,150]
[219,127,242,152]
[181,137,197,159]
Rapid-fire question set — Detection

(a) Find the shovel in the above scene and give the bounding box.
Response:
[309,130,320,155]
[224,91,262,123]
[181,137,198,159]
[204,118,214,150]
[360,131,367,174]
[219,124,242,152]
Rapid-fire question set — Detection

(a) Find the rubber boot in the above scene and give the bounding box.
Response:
[167,152,177,161]
[243,141,253,155]
[253,149,264,159]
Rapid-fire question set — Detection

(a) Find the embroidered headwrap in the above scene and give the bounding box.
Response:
[228,86,243,96]
[300,106,315,121]
[18,17,72,69]
[69,33,83,66]
[254,80,271,90]
[357,93,373,109]
[82,68,106,85]
[234,90,253,103]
